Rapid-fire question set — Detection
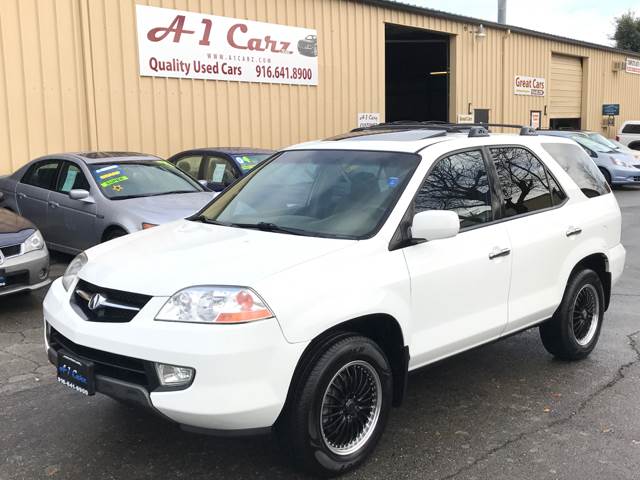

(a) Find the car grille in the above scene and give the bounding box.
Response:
[48,326,156,390]
[634,176,640,182]
[0,244,22,258]
[71,279,152,323]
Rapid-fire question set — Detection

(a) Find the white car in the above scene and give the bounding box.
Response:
[44,125,625,476]
[617,120,640,150]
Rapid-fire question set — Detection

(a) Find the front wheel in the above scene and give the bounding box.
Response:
[598,167,612,186]
[540,269,604,361]
[278,334,393,477]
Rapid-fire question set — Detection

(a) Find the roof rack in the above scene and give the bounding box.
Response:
[351,121,538,137]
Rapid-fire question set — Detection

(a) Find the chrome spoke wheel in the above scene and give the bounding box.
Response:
[571,284,600,346]
[320,360,382,456]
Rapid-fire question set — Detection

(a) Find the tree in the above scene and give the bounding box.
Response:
[612,11,640,53]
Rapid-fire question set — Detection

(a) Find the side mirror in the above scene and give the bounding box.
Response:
[68,189,90,201]
[209,182,226,192]
[411,210,460,241]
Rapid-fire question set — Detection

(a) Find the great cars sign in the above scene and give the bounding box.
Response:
[626,58,640,75]
[135,5,318,85]
[514,75,545,96]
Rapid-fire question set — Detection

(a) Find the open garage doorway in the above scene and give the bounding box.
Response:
[385,24,450,122]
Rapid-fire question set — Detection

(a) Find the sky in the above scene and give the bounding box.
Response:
[394,0,639,47]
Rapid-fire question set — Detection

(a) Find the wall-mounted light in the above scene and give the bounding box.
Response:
[429,71,449,76]
[474,24,486,39]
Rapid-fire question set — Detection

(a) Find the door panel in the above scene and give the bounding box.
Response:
[405,225,512,368]
[47,162,97,251]
[403,148,511,369]
[15,160,60,235]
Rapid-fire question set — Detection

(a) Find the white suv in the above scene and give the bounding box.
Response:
[617,120,640,150]
[44,125,625,476]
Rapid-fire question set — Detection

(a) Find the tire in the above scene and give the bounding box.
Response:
[598,167,612,186]
[102,228,127,242]
[540,269,605,361]
[278,334,393,477]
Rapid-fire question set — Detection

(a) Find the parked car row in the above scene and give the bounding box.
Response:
[0,147,273,297]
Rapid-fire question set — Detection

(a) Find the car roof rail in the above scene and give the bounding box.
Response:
[468,126,490,138]
[519,127,538,136]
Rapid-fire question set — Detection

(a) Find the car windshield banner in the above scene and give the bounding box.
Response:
[135,4,318,85]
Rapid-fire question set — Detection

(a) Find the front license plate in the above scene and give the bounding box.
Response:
[57,350,95,396]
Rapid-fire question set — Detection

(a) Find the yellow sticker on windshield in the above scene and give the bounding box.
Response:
[112,185,123,192]
[101,175,128,188]
[100,170,121,180]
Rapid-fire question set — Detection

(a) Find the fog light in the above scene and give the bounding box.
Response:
[39,268,48,280]
[155,363,194,387]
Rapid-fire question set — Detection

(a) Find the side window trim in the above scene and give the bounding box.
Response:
[485,144,568,223]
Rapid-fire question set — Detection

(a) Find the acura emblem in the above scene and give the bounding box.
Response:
[88,293,107,311]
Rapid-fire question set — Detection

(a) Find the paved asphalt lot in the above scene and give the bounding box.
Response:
[2,189,640,480]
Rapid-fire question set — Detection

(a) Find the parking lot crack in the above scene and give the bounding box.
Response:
[438,331,640,480]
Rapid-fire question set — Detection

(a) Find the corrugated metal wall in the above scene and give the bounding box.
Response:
[2,0,640,174]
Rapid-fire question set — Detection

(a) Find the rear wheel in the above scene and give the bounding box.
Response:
[540,269,604,360]
[278,334,392,477]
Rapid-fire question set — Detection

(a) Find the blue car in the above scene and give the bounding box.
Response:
[167,147,274,192]
[540,130,640,186]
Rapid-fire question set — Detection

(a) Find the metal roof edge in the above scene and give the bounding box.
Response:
[355,0,640,59]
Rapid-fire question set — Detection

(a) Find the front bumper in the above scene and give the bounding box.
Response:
[609,165,640,185]
[43,278,307,432]
[0,247,50,296]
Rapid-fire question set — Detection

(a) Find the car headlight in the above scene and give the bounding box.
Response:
[22,230,45,253]
[62,252,88,291]
[155,286,274,324]
[611,157,631,167]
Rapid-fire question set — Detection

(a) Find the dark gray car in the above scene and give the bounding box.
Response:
[0,198,50,296]
[0,152,216,254]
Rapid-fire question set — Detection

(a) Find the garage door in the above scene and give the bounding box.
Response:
[550,54,583,119]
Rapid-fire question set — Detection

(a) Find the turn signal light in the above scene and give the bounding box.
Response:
[142,223,158,229]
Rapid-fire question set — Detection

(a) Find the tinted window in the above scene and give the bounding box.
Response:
[541,143,610,198]
[622,123,640,134]
[56,163,90,193]
[203,156,237,185]
[21,161,60,190]
[491,147,553,217]
[415,150,493,228]
[200,150,420,239]
[175,156,203,178]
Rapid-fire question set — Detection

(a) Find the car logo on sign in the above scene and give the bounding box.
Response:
[88,293,107,310]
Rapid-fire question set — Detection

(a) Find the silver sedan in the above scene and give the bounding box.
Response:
[0,152,217,254]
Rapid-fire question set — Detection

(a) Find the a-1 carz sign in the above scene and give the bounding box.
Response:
[135,5,318,86]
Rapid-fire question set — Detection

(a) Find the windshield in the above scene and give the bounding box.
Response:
[198,150,420,239]
[586,133,619,150]
[571,135,616,154]
[232,153,272,173]
[89,160,203,199]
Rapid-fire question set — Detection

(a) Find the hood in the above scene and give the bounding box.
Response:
[79,220,355,296]
[0,208,35,246]
[117,192,217,223]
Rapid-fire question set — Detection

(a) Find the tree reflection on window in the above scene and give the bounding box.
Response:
[490,147,553,217]
[416,150,493,228]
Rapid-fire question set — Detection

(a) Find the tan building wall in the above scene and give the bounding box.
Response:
[2,0,640,174]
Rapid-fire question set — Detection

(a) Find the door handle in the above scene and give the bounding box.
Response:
[566,226,582,237]
[488,247,511,260]
[17,192,26,199]
[48,201,60,208]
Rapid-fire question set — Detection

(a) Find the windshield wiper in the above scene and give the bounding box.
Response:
[190,215,229,226]
[144,190,197,197]
[229,222,308,236]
